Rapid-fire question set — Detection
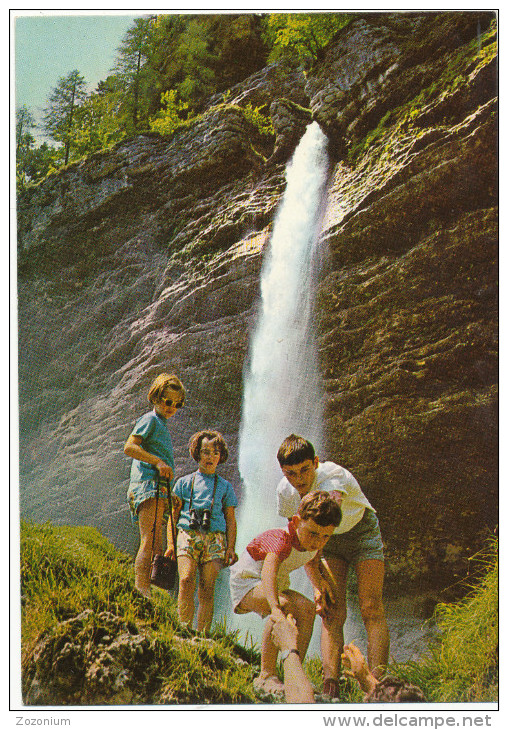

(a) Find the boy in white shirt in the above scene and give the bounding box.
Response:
[276,434,390,698]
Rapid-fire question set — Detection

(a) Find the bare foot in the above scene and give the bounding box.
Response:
[253,674,285,695]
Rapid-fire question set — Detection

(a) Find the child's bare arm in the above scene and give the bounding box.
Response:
[260,553,285,619]
[318,557,339,614]
[270,614,315,703]
[124,434,174,479]
[223,506,238,566]
[165,495,182,558]
[304,553,323,590]
[305,554,335,618]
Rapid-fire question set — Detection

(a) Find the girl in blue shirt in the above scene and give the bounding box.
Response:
[166,430,238,631]
[124,373,185,598]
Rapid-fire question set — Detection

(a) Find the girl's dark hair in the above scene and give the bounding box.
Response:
[365,676,426,703]
[277,434,315,466]
[189,430,229,464]
[298,490,342,528]
[148,373,185,405]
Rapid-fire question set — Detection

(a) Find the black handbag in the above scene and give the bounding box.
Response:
[150,553,177,590]
[150,475,178,591]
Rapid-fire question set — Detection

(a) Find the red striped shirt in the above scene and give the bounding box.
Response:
[246,521,304,562]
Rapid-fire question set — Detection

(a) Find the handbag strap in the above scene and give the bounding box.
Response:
[151,475,176,556]
[167,476,177,546]
[151,477,160,558]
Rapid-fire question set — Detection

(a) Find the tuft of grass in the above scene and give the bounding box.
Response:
[390,536,498,703]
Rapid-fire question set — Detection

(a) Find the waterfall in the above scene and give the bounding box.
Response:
[217,121,331,650]
[237,121,330,545]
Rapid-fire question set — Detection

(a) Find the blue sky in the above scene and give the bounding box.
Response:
[14,12,143,141]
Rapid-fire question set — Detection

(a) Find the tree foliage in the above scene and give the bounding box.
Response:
[144,13,268,109]
[21,12,355,186]
[16,106,59,191]
[42,70,88,164]
[148,90,194,136]
[72,88,126,156]
[264,12,352,64]
[16,105,36,185]
[111,16,158,132]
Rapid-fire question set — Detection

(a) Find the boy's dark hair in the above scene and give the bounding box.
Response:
[189,430,229,464]
[298,490,341,527]
[148,373,185,405]
[277,434,315,467]
[365,676,426,703]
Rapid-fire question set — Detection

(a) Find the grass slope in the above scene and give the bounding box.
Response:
[20,521,262,705]
[20,521,498,705]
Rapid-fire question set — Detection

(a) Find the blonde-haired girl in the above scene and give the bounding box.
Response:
[124,373,185,597]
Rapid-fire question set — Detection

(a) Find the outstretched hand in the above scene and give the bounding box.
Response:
[341,642,379,695]
[270,613,299,652]
[341,642,369,679]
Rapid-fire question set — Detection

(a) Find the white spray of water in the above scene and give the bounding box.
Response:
[219,122,331,649]
[237,121,330,546]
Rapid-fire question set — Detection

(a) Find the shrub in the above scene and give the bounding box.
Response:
[149,90,195,137]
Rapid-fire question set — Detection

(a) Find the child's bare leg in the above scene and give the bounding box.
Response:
[177,555,198,626]
[356,559,389,678]
[237,585,284,690]
[135,498,163,597]
[320,556,348,683]
[196,559,222,632]
[280,590,316,661]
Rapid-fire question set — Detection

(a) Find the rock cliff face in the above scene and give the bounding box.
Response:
[17,11,497,589]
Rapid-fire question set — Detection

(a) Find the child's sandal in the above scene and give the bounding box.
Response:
[323,678,341,699]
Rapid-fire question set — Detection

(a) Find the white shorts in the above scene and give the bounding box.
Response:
[229,551,290,614]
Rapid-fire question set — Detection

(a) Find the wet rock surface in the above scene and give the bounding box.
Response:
[18,11,497,588]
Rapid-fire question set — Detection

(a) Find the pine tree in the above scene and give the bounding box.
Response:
[16,105,36,189]
[43,70,88,165]
[112,17,157,132]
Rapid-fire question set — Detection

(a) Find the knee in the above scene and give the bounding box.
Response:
[324,602,347,629]
[298,597,317,626]
[359,596,385,623]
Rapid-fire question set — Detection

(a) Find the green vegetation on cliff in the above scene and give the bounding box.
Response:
[395,538,498,703]
[20,521,498,705]
[347,19,497,163]
[17,12,351,187]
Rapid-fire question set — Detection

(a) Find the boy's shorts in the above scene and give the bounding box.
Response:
[177,529,226,565]
[127,479,169,525]
[229,551,291,615]
[323,508,384,565]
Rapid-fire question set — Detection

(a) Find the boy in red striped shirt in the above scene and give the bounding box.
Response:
[230,490,342,694]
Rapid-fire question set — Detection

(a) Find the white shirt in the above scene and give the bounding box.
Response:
[276,461,375,534]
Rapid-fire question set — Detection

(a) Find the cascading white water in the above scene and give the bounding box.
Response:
[218,121,331,650]
[237,121,331,546]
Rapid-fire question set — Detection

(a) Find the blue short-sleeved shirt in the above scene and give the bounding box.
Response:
[174,471,238,533]
[129,410,175,482]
